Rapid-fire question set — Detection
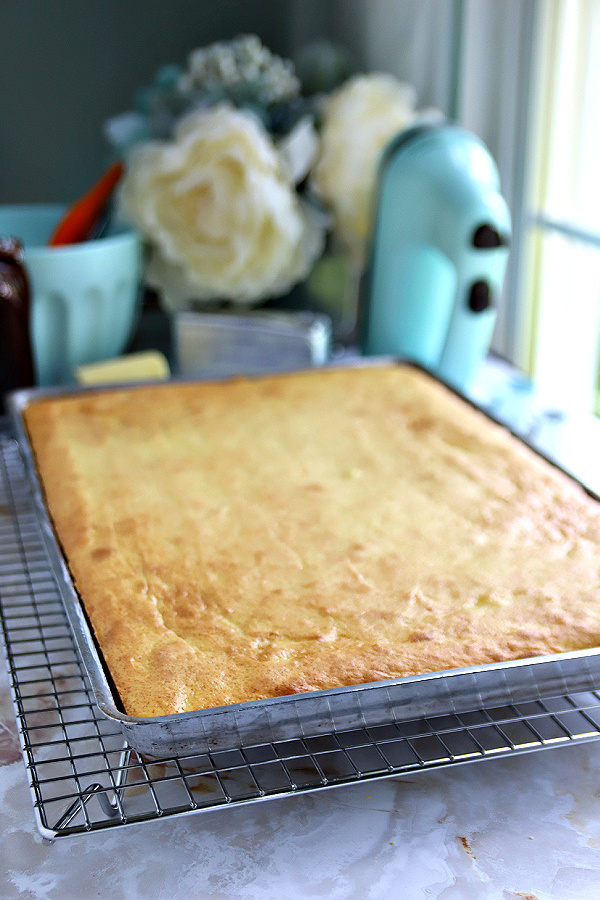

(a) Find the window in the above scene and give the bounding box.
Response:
[521,0,600,414]
[453,0,600,416]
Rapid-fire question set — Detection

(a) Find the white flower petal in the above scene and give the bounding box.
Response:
[277,117,319,185]
[309,73,435,262]
[118,103,325,306]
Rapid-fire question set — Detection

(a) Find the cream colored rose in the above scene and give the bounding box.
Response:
[310,74,421,263]
[118,105,325,308]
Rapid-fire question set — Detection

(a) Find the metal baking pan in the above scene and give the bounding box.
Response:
[8,362,600,759]
[174,309,332,379]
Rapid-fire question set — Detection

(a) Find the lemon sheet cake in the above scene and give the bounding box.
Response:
[22,364,600,717]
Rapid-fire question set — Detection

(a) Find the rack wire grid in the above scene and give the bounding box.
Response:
[3,427,600,841]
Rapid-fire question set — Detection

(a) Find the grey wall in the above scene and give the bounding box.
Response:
[1,0,458,204]
[1,1,299,202]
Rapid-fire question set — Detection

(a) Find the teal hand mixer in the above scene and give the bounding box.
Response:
[361,122,511,391]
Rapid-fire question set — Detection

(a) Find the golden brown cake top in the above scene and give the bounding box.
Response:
[23,364,600,717]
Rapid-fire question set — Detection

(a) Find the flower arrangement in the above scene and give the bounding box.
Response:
[107,35,434,314]
[310,74,422,265]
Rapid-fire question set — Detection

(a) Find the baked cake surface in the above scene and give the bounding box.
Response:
[22,364,600,717]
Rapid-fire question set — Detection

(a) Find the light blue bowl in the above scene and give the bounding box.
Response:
[0,204,143,386]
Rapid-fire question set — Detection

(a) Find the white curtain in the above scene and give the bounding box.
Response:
[453,0,537,363]
[290,0,535,365]
[290,0,552,375]
[289,0,460,111]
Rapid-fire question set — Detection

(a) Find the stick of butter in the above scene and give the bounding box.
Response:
[75,351,170,385]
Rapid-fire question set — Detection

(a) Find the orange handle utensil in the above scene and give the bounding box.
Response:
[48,160,124,246]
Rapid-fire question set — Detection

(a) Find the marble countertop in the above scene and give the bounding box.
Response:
[3,648,600,899]
[3,357,600,899]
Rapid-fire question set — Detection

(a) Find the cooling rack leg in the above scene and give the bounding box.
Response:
[96,785,122,820]
[53,783,119,831]
[95,744,135,819]
[52,745,134,832]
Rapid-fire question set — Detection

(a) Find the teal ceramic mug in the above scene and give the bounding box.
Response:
[0,204,142,387]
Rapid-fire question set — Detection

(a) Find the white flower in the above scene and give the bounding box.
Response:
[118,104,325,308]
[180,34,300,105]
[310,73,421,262]
[276,116,319,186]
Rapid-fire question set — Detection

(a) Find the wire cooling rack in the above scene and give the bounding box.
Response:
[3,428,600,841]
